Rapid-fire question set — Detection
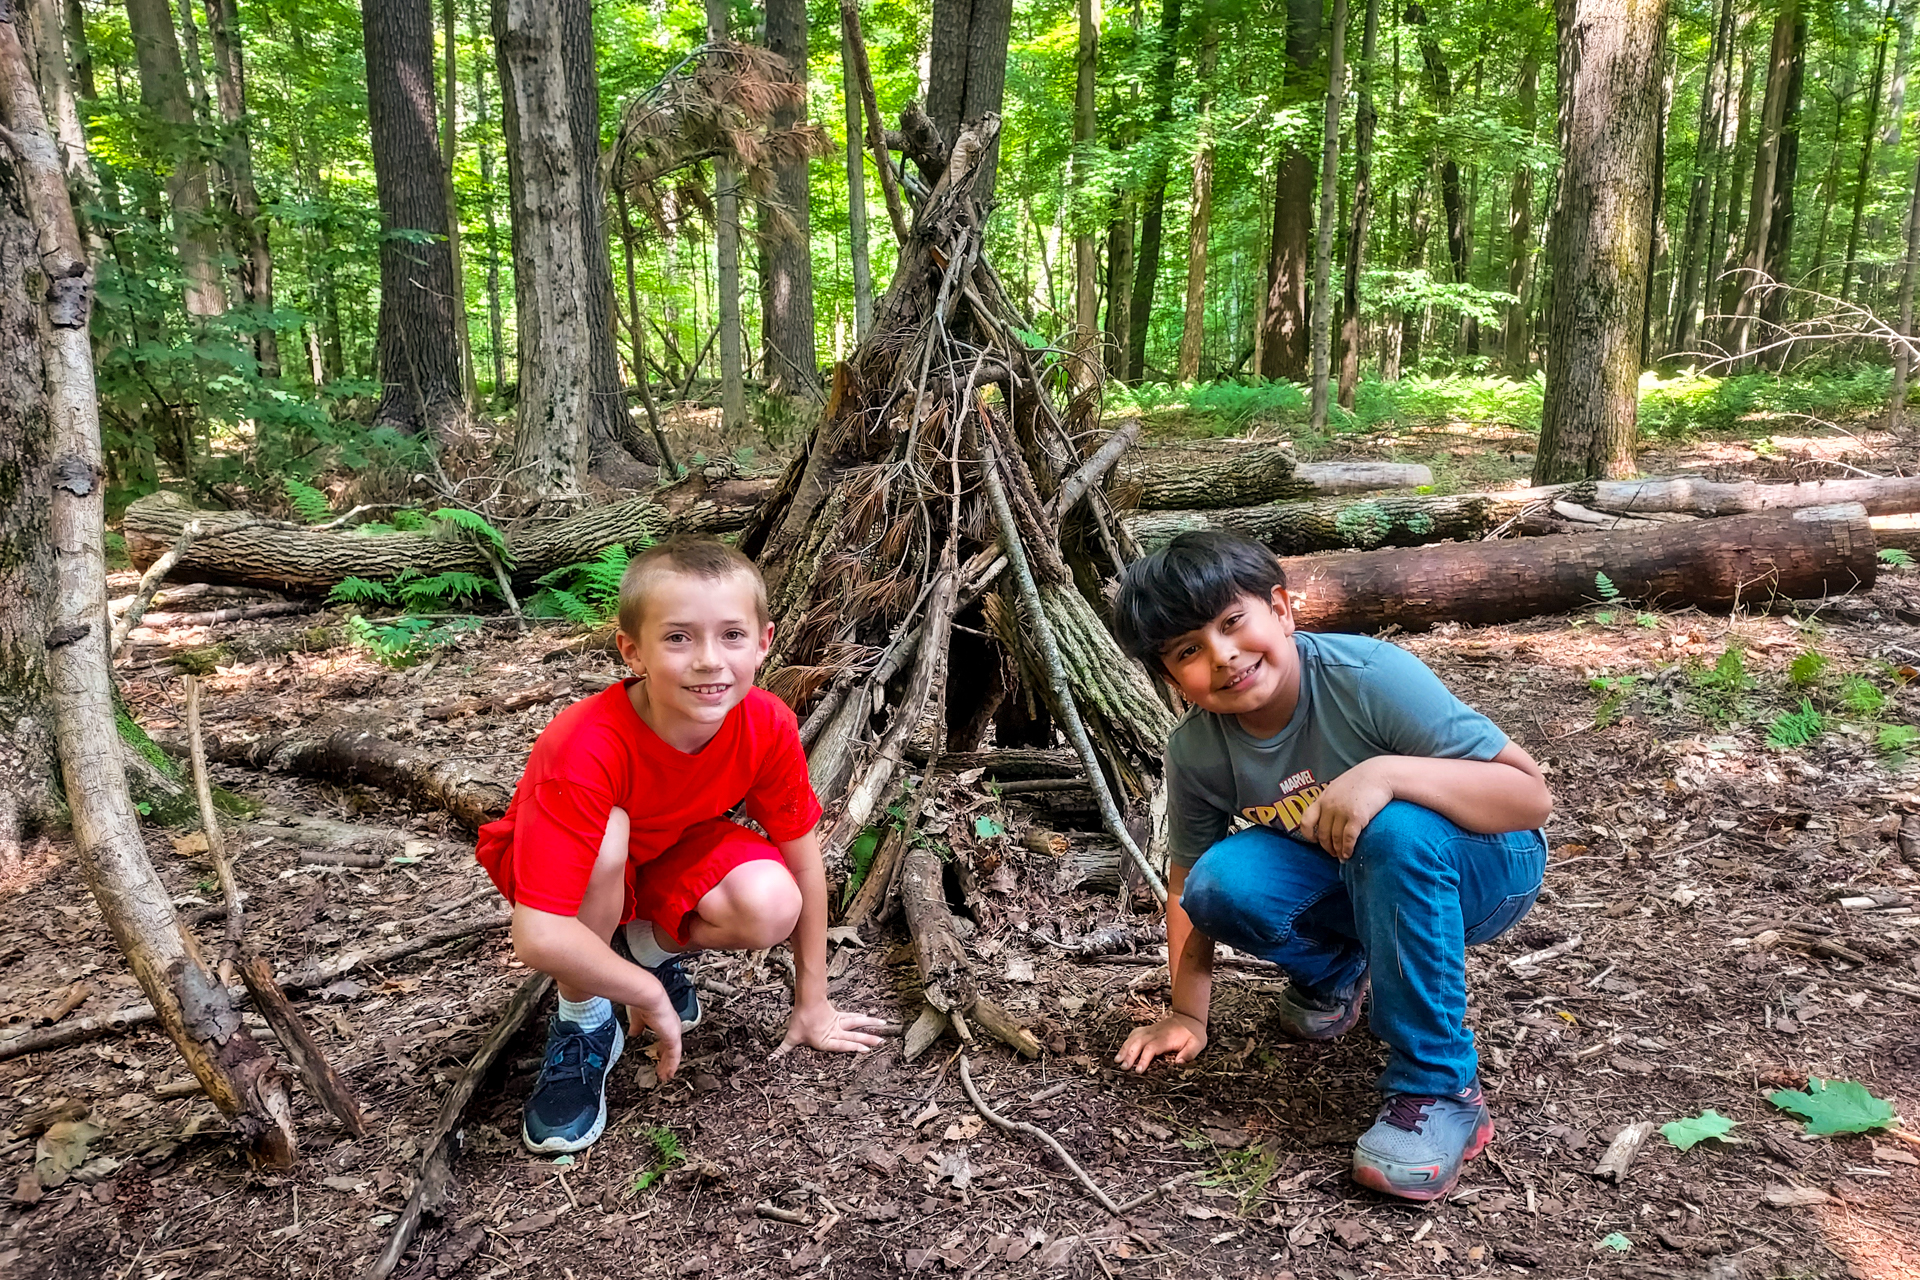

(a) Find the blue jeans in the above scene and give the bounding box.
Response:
[1180,800,1546,1097]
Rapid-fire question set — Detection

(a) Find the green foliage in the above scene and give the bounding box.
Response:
[1876,723,1920,765]
[430,508,513,565]
[628,1126,686,1195]
[1599,1233,1632,1253]
[1767,1079,1897,1136]
[528,544,636,625]
[347,614,482,667]
[1638,366,1895,441]
[285,478,333,523]
[1788,650,1830,687]
[1660,1110,1737,1152]
[838,827,886,910]
[328,576,395,606]
[1594,572,1621,602]
[1589,675,1639,728]
[1839,675,1888,717]
[1879,548,1915,569]
[1766,699,1825,749]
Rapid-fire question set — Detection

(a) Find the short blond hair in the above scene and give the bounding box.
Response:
[617,536,770,637]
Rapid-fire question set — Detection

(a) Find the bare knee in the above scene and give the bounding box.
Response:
[706,861,801,950]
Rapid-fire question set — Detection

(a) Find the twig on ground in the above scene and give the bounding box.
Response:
[183,676,244,954]
[111,519,202,656]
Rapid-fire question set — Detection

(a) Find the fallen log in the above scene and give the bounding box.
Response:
[900,841,1040,1059]
[1282,503,1877,633]
[1129,473,1920,556]
[203,728,512,832]
[1114,445,1432,510]
[123,471,775,595]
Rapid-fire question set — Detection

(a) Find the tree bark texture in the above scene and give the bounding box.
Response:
[1103,195,1135,380]
[203,0,278,376]
[1115,449,1430,509]
[206,727,513,833]
[124,0,225,317]
[1532,0,1668,486]
[1281,504,1876,634]
[924,0,1013,201]
[441,0,475,408]
[122,475,772,594]
[1309,0,1346,428]
[1177,0,1221,383]
[1126,0,1181,383]
[23,0,86,196]
[761,0,818,398]
[704,0,747,437]
[1072,0,1099,373]
[1838,0,1894,306]
[1505,42,1541,374]
[1337,0,1378,406]
[364,0,463,437]
[1756,11,1804,362]
[1665,0,1732,360]
[1414,5,1474,354]
[1727,6,1797,363]
[0,15,294,1163]
[1258,147,1314,381]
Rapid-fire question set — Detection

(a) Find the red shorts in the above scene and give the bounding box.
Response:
[626,818,787,945]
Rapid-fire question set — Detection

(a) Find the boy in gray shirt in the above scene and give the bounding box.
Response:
[1111,531,1551,1201]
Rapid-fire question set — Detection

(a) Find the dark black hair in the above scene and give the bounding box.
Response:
[1112,530,1288,673]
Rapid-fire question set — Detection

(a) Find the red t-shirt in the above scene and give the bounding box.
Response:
[475,683,822,917]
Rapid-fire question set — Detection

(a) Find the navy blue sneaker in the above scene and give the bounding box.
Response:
[646,955,701,1030]
[521,1012,624,1154]
[1274,967,1369,1042]
[1352,1081,1494,1201]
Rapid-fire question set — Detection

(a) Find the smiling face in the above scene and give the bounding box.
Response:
[615,568,773,752]
[1156,586,1302,737]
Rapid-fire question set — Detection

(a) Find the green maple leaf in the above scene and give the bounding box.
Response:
[1660,1109,1737,1152]
[1767,1079,1897,1136]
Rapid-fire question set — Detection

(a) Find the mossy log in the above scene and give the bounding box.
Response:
[1113,444,1431,510]
[122,473,774,595]
[1282,503,1877,633]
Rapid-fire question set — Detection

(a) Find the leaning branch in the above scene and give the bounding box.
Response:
[840,0,910,247]
[110,519,202,656]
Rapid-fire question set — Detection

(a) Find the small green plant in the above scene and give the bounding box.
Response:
[1594,610,1617,626]
[1682,645,1752,725]
[328,567,496,613]
[347,614,481,667]
[1635,613,1660,629]
[1788,650,1829,687]
[1593,571,1621,602]
[1877,723,1919,765]
[1839,675,1888,717]
[285,478,333,524]
[527,544,635,625]
[430,507,513,565]
[1766,698,1825,749]
[1198,1139,1283,1217]
[1589,674,1639,727]
[629,1126,686,1195]
[1878,547,1914,569]
[838,826,887,909]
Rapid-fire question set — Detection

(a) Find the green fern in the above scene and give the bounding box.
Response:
[1840,675,1887,717]
[390,509,430,532]
[1593,571,1621,602]
[1788,650,1829,688]
[1877,723,1919,764]
[1766,698,1825,749]
[285,478,333,524]
[528,543,636,624]
[328,576,395,606]
[1879,547,1915,569]
[430,507,513,566]
[396,570,495,610]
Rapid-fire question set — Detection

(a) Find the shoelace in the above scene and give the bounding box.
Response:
[1381,1094,1440,1133]
[538,1028,604,1087]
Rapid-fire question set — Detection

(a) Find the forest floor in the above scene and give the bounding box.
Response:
[6,417,1920,1280]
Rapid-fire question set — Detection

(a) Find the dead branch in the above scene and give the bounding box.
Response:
[900,837,1039,1059]
[367,971,554,1280]
[110,518,202,655]
[203,728,512,832]
[183,676,244,953]
[238,954,367,1137]
[839,0,909,247]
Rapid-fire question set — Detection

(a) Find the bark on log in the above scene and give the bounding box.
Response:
[1113,445,1431,510]
[205,728,512,831]
[122,473,774,594]
[1129,474,1920,556]
[1282,504,1877,633]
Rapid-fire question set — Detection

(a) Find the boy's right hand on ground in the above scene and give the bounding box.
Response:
[624,973,684,1080]
[1115,1012,1207,1073]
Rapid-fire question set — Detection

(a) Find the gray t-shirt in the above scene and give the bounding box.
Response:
[1165,632,1509,868]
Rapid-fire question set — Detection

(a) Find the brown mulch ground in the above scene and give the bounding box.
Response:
[5,430,1920,1280]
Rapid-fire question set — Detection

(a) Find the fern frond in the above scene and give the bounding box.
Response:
[430,507,513,565]
[286,478,333,524]
[1766,698,1825,749]
[1593,571,1621,602]
[397,571,495,609]
[328,576,395,605]
[390,509,430,532]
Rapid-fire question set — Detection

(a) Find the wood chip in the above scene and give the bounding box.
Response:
[1763,1184,1832,1207]
[1591,1120,1655,1182]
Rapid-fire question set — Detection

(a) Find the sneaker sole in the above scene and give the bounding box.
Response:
[1274,978,1369,1043]
[521,1020,625,1155]
[1351,1113,1495,1202]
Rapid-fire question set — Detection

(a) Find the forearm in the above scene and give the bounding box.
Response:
[511,906,655,1006]
[1165,866,1215,1025]
[1368,753,1552,834]
[778,831,831,1009]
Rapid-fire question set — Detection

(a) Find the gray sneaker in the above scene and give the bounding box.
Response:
[1352,1083,1494,1201]
[1274,968,1368,1042]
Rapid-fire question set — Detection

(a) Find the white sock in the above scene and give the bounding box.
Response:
[623,920,679,969]
[557,994,612,1031]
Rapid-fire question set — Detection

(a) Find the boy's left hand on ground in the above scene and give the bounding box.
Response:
[770,1001,889,1059]
[1298,762,1394,860]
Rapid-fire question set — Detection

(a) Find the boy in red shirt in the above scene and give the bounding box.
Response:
[476,537,885,1153]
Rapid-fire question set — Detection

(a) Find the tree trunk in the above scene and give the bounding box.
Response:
[1640,32,1671,369]
[1280,504,1874,634]
[1839,0,1896,307]
[1396,173,1433,372]
[1504,42,1541,374]
[1709,34,1754,343]
[60,0,90,99]
[202,0,277,376]
[0,17,295,1162]
[1126,0,1181,384]
[1531,0,1668,486]
[1665,0,1732,360]
[1891,149,1920,427]
[475,0,505,393]
[1258,148,1314,380]
[1727,7,1798,365]
[843,24,873,342]
[364,0,463,436]
[1072,0,1099,377]
[924,0,1014,201]
[206,729,513,833]
[1176,0,1220,383]
[704,0,748,436]
[761,0,818,399]
[1337,0,1378,406]
[1887,0,1914,149]
[1756,12,1804,368]
[1309,0,1347,430]
[1414,6,1474,354]
[23,0,87,196]
[124,0,225,317]
[122,475,773,593]
[442,0,475,408]
[1103,195,1135,381]
[1114,445,1429,510]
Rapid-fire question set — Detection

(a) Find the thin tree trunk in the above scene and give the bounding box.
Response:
[705,0,747,435]
[762,0,818,399]
[1887,0,1913,148]
[1666,0,1732,359]
[23,0,87,196]
[1338,0,1378,405]
[1397,173,1432,371]
[442,0,475,408]
[1532,0,1669,486]
[1175,0,1219,382]
[1504,42,1540,374]
[924,0,1014,201]
[1891,149,1920,428]
[1127,0,1181,383]
[474,0,504,392]
[1841,0,1898,306]
[61,0,90,99]
[0,14,296,1163]
[1728,7,1798,365]
[1309,0,1347,429]
[1414,4,1474,354]
[1805,89,1843,307]
[1640,32,1671,368]
[1103,196,1135,380]
[843,25,873,342]
[1073,0,1100,382]
[1711,36,1754,343]
[1757,12,1804,369]
[202,0,277,376]
[124,0,225,317]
